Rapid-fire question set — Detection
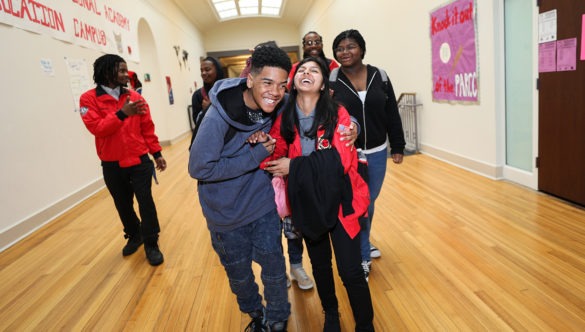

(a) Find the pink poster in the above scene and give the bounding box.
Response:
[431,0,478,103]
[557,38,577,71]
[539,41,557,73]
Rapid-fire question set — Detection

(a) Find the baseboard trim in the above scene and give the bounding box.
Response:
[160,130,191,147]
[0,132,192,253]
[503,165,538,190]
[0,178,105,252]
[420,144,503,180]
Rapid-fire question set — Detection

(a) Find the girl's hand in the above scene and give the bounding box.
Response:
[264,158,291,177]
[247,131,268,144]
[339,122,358,146]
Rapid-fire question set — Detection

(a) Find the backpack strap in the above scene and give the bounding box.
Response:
[329,67,339,82]
[378,68,388,83]
[193,107,237,145]
[330,66,387,83]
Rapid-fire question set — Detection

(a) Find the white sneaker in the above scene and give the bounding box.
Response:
[361,260,371,282]
[370,244,381,259]
[290,266,314,290]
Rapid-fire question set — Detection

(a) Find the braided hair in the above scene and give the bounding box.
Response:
[93,54,125,86]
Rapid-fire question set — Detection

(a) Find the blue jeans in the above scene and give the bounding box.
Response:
[287,237,304,265]
[209,209,290,322]
[360,149,387,261]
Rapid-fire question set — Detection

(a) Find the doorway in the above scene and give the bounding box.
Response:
[538,0,585,206]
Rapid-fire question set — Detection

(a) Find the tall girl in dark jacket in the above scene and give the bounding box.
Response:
[330,29,406,280]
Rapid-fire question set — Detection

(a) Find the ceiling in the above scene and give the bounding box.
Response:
[171,0,314,33]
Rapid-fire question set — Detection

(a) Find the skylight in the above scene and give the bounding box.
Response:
[211,0,283,20]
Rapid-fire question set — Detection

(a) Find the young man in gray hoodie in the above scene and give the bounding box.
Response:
[189,44,291,331]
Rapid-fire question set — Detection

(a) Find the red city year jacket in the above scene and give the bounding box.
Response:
[80,86,162,167]
[262,105,370,239]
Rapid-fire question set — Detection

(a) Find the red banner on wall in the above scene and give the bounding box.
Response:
[0,0,139,61]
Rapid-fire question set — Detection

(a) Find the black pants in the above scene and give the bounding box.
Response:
[304,221,374,331]
[102,156,160,244]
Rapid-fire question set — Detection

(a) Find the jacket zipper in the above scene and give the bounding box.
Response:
[338,70,378,150]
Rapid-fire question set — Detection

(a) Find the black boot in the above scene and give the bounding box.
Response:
[244,309,267,332]
[144,238,164,266]
[268,320,287,331]
[122,233,143,256]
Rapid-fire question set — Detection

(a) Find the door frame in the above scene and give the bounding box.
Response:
[499,0,539,189]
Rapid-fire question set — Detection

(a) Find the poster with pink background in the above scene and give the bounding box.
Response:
[431,0,479,103]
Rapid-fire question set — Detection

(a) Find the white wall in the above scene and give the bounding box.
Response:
[0,0,204,251]
[302,0,506,178]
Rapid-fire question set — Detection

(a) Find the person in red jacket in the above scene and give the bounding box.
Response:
[261,57,373,332]
[80,54,166,266]
[286,31,339,91]
[127,70,143,94]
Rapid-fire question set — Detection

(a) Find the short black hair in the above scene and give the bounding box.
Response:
[93,54,125,86]
[250,44,292,75]
[332,29,366,61]
[254,40,278,50]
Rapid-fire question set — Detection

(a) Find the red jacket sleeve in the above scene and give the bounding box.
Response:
[260,113,288,169]
[80,90,124,138]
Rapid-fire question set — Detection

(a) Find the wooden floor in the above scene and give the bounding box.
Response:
[1,137,585,331]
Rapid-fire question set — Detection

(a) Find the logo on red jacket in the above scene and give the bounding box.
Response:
[318,136,332,150]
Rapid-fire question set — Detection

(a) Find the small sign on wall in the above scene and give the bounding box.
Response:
[166,76,174,105]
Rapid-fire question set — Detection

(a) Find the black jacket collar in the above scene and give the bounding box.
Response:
[96,84,130,97]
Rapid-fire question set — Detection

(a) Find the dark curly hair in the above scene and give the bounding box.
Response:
[332,29,366,61]
[281,56,338,145]
[250,44,292,75]
[93,54,125,86]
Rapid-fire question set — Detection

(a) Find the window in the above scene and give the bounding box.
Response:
[211,0,283,20]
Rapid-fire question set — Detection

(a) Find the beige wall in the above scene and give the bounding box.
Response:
[0,0,204,250]
[0,0,537,251]
[300,0,510,180]
[203,17,301,52]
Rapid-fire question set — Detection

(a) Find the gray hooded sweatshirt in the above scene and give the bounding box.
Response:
[188,77,287,232]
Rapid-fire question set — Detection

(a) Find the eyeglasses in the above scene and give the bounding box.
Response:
[334,44,359,53]
[303,39,322,46]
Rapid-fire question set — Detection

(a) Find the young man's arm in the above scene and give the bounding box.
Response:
[188,114,271,182]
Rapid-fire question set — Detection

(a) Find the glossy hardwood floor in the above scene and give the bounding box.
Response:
[1,137,585,331]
